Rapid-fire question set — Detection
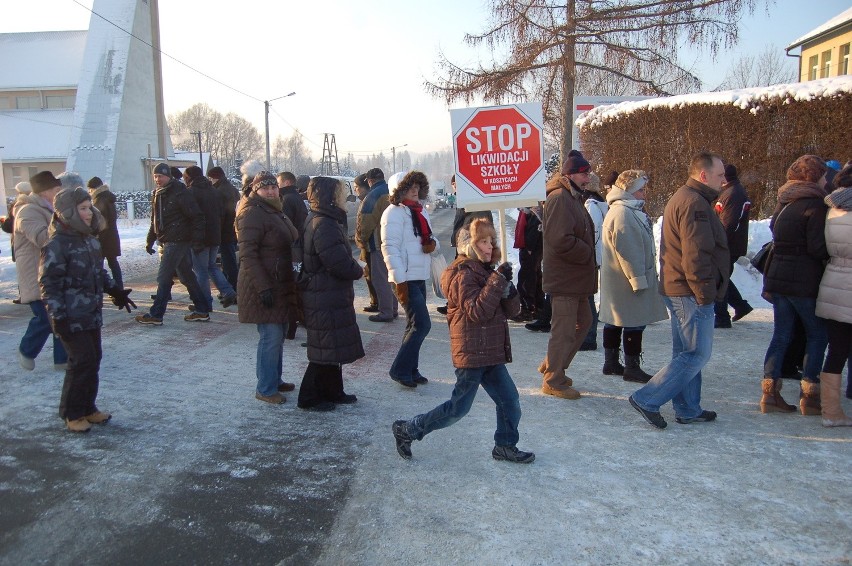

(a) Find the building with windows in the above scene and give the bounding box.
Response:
[787,7,852,82]
[0,0,185,200]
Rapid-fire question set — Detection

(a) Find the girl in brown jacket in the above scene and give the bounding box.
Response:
[392,219,535,464]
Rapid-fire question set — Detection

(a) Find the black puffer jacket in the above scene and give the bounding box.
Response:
[146,179,204,247]
[91,186,121,258]
[281,185,308,234]
[301,184,364,365]
[763,180,829,298]
[213,177,240,245]
[187,176,222,247]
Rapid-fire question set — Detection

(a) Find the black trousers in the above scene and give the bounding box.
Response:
[58,328,102,421]
[517,249,542,313]
[298,362,344,408]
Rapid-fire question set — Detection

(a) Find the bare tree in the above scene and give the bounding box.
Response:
[217,113,263,174]
[168,103,224,159]
[426,0,761,161]
[719,44,797,89]
[272,131,315,175]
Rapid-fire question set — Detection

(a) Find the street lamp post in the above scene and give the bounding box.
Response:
[391,143,408,173]
[264,91,296,170]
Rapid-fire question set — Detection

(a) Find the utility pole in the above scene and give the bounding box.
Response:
[391,143,407,173]
[264,92,296,170]
[191,131,202,169]
[320,133,340,175]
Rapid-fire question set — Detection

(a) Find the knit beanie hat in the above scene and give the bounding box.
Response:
[87,176,103,189]
[563,150,590,175]
[787,155,827,183]
[15,181,32,195]
[724,164,738,182]
[54,187,101,235]
[614,170,649,194]
[152,162,171,176]
[58,172,85,191]
[29,171,62,194]
[251,171,278,191]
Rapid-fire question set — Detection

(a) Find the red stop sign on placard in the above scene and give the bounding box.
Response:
[454,106,542,197]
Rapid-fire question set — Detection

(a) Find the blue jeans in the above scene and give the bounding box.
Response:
[408,364,521,447]
[192,246,236,312]
[763,294,827,381]
[256,323,288,396]
[150,242,208,318]
[389,280,430,382]
[20,300,68,364]
[632,296,714,419]
[219,241,239,289]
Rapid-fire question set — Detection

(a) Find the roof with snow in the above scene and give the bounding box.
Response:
[0,31,87,90]
[786,7,852,51]
[575,76,852,129]
[0,109,76,161]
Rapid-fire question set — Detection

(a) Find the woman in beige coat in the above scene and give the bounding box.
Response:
[815,163,852,427]
[599,170,667,383]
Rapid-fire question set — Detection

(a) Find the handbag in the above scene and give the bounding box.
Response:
[750,241,773,274]
[430,252,448,300]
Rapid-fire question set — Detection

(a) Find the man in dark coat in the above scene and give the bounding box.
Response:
[87,177,123,289]
[136,162,210,325]
[713,164,753,327]
[185,166,237,311]
[208,166,240,288]
[277,171,308,234]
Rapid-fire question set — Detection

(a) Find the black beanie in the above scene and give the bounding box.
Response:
[564,150,590,174]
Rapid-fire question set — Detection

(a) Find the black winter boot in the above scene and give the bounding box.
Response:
[623,355,654,383]
[603,348,624,375]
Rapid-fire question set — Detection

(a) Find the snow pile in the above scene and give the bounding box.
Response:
[575,76,852,129]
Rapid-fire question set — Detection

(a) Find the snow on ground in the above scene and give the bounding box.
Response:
[0,211,849,564]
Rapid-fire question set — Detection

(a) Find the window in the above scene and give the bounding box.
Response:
[16,96,41,109]
[820,49,832,78]
[808,55,819,80]
[28,167,39,179]
[11,167,23,185]
[45,95,75,109]
[841,43,851,76]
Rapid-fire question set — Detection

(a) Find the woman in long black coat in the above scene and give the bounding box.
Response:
[297,176,364,411]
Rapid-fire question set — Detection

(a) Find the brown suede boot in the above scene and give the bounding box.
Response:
[820,372,852,427]
[85,411,112,424]
[799,379,821,416]
[760,378,796,413]
[65,417,92,433]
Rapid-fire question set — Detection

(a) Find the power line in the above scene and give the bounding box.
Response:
[72,0,263,103]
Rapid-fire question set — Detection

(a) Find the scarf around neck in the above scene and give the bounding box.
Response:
[402,199,432,245]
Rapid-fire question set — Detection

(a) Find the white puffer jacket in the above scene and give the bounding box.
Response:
[816,206,852,324]
[380,203,439,284]
[13,193,54,303]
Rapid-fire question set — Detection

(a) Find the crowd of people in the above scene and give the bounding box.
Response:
[5,148,851,454]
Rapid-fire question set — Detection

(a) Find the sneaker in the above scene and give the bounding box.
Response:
[65,417,92,433]
[413,374,429,385]
[675,410,717,424]
[332,393,358,404]
[363,305,379,313]
[184,311,210,322]
[492,445,535,464]
[299,401,335,412]
[391,375,417,388]
[19,351,35,371]
[85,411,112,424]
[629,395,667,429]
[135,313,163,326]
[368,314,394,323]
[277,381,296,392]
[525,320,551,333]
[732,305,754,322]
[255,392,286,404]
[436,305,448,315]
[54,363,68,371]
[220,294,238,308]
[392,420,413,459]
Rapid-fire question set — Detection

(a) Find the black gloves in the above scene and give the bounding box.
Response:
[496,262,513,282]
[260,289,275,308]
[146,245,156,255]
[107,287,137,313]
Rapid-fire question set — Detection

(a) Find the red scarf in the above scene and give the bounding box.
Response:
[402,199,432,245]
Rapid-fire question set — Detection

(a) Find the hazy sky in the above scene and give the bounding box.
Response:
[2,0,849,158]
